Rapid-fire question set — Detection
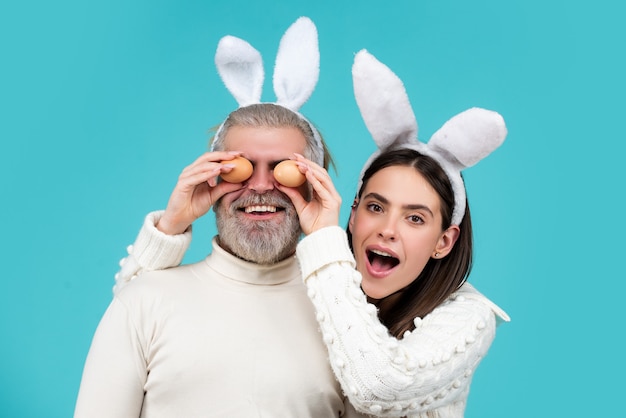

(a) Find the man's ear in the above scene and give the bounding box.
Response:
[433,225,460,258]
[348,199,358,233]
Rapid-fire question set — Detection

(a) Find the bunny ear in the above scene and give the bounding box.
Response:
[428,107,507,169]
[273,17,319,111]
[215,35,264,107]
[352,50,418,150]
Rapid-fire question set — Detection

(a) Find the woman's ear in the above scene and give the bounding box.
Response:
[348,199,358,233]
[433,225,460,258]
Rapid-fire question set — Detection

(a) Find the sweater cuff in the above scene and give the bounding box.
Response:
[296,226,356,282]
[131,210,192,270]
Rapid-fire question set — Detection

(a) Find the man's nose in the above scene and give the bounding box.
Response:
[246,166,275,193]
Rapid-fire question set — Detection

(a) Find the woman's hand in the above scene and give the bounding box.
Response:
[156,151,246,235]
[278,154,341,235]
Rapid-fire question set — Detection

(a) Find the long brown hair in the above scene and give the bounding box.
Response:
[347,148,473,338]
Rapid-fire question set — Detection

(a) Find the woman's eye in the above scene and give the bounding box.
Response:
[366,203,383,213]
[408,215,424,224]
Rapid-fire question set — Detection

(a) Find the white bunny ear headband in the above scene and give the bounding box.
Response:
[210,17,324,165]
[352,50,508,225]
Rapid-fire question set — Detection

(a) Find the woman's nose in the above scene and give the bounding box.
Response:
[377,219,397,241]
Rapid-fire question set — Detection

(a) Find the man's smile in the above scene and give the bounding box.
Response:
[243,205,280,214]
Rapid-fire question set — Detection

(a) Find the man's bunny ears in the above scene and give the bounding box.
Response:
[353,50,508,225]
[211,17,324,165]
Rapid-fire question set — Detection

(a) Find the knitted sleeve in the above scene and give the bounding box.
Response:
[114,211,191,295]
[296,226,505,417]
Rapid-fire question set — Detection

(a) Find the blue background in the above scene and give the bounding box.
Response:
[1,0,624,416]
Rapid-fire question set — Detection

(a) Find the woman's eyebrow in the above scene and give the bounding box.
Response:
[363,192,388,204]
[363,192,434,217]
[404,204,434,217]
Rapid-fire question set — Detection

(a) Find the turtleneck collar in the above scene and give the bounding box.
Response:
[204,237,301,286]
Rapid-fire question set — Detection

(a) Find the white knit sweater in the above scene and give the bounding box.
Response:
[296,226,509,418]
[114,211,192,294]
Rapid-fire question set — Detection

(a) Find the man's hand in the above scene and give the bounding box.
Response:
[156,151,246,235]
[278,154,341,236]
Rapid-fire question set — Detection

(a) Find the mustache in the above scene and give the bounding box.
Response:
[232,191,293,209]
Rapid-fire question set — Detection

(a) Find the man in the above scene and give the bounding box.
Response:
[75,17,365,418]
[75,104,362,418]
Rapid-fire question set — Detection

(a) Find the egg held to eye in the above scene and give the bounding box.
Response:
[220,156,253,183]
[274,160,306,187]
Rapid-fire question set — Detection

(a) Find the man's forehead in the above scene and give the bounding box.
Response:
[223,126,307,157]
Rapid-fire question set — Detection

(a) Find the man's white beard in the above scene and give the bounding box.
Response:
[215,191,302,265]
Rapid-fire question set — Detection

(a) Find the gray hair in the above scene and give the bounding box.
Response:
[210,103,329,168]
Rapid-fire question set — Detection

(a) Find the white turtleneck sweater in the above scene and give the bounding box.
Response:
[75,235,355,417]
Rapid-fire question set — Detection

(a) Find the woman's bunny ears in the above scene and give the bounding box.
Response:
[211,17,324,165]
[353,50,507,225]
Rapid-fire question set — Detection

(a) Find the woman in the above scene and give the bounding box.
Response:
[282,147,509,417]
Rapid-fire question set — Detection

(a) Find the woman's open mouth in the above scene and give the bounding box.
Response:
[366,248,399,276]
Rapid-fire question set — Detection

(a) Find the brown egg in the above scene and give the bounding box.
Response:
[274,160,306,187]
[220,156,253,183]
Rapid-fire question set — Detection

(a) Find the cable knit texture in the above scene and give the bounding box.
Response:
[114,211,191,294]
[296,226,509,418]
